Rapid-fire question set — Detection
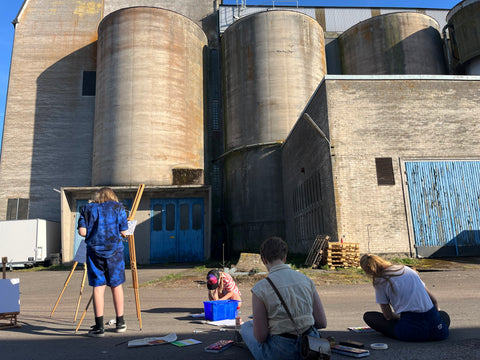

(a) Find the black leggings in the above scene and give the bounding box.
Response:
[363,310,450,341]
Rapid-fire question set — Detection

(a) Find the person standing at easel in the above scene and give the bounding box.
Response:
[78,187,129,337]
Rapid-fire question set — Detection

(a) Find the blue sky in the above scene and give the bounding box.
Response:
[1,0,24,153]
[0,0,463,153]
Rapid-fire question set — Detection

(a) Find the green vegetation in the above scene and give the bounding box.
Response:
[390,257,421,267]
[193,265,207,272]
[141,272,184,287]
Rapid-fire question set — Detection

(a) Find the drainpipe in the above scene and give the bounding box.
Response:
[442,24,454,74]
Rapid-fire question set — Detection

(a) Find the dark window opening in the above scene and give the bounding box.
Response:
[192,203,202,230]
[153,204,163,231]
[180,204,189,230]
[7,198,29,220]
[166,204,175,231]
[82,71,96,96]
[376,158,395,185]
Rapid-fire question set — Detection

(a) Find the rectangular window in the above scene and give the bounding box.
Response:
[180,204,189,230]
[152,204,163,231]
[82,71,96,96]
[192,203,202,230]
[376,157,395,185]
[166,204,175,231]
[6,198,29,220]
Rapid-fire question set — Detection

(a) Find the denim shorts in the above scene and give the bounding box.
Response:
[395,306,449,341]
[86,248,125,288]
[241,320,319,360]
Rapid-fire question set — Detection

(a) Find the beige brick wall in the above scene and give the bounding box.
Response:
[327,77,480,255]
[283,77,480,256]
[0,0,102,220]
[0,0,218,221]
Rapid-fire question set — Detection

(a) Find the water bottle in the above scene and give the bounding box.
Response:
[235,308,242,328]
[234,308,242,342]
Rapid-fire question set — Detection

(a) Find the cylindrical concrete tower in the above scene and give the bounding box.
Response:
[339,12,447,75]
[93,7,208,186]
[446,0,480,75]
[222,10,327,251]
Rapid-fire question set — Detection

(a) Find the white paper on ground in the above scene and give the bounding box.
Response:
[128,333,177,348]
[189,313,205,318]
[204,319,236,327]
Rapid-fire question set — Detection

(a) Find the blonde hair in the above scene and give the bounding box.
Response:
[360,254,405,287]
[95,187,119,203]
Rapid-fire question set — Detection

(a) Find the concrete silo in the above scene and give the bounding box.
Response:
[93,7,208,186]
[446,0,480,74]
[222,10,327,251]
[338,12,447,74]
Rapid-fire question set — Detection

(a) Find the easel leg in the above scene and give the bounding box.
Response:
[50,261,78,317]
[74,263,87,321]
[129,234,142,329]
[75,294,93,334]
[127,184,144,330]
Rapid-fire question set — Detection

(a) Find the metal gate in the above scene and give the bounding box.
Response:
[150,198,204,263]
[405,161,480,257]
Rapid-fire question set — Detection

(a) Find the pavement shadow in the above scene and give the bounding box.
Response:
[143,307,204,314]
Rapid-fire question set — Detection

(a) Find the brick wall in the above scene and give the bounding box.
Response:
[283,76,480,256]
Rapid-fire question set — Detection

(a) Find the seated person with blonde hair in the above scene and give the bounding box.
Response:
[360,253,450,342]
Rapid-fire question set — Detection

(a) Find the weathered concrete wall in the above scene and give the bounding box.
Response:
[93,7,207,186]
[288,76,480,256]
[282,82,338,254]
[338,12,447,75]
[0,0,219,222]
[103,0,219,46]
[0,0,102,221]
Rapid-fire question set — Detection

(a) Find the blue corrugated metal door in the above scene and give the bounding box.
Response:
[150,198,204,263]
[405,161,480,257]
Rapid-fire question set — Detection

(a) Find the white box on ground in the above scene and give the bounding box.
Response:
[0,278,20,313]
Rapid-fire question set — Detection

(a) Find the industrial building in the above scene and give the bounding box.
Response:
[0,0,479,264]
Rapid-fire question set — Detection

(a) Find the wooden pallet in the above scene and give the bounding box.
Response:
[327,242,360,268]
[305,235,330,269]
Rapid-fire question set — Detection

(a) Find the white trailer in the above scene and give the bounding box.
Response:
[0,219,60,268]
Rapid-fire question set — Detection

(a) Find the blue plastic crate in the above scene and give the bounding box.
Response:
[203,300,239,321]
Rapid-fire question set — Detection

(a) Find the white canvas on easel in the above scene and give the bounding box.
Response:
[0,278,20,313]
[73,240,86,264]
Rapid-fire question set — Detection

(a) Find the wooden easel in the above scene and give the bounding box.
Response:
[50,260,88,321]
[75,184,145,333]
[0,257,21,329]
[128,183,145,329]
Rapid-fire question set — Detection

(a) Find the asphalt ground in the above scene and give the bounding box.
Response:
[1,261,479,360]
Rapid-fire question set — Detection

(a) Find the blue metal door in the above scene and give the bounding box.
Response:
[150,198,204,263]
[405,161,480,257]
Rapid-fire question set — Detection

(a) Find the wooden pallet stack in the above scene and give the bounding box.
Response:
[327,242,360,268]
